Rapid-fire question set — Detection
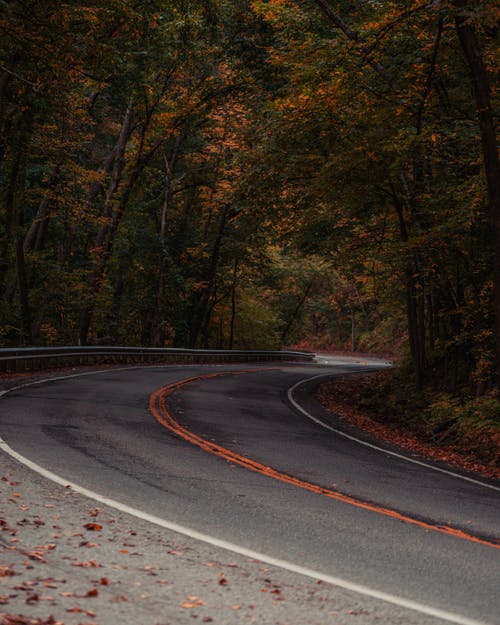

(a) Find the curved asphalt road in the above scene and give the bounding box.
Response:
[0,360,499,624]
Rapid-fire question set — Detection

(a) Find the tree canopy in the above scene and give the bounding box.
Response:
[1,0,499,394]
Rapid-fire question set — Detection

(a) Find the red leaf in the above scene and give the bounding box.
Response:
[83,523,102,532]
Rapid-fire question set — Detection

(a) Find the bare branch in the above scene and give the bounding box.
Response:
[0,64,40,91]
[362,2,436,60]
[309,0,394,86]
[415,17,444,134]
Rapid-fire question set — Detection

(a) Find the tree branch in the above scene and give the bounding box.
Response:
[0,64,39,91]
[309,0,394,86]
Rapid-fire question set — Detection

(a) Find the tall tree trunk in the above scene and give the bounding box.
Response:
[77,111,166,345]
[391,183,425,388]
[77,102,137,345]
[153,135,182,345]
[229,258,238,349]
[1,107,33,342]
[109,260,125,343]
[23,165,61,254]
[62,99,135,262]
[89,99,135,253]
[0,154,20,296]
[350,308,355,352]
[455,7,500,386]
[189,205,230,347]
[78,160,142,345]
[13,150,33,345]
[0,54,20,132]
[15,235,32,345]
[280,280,314,345]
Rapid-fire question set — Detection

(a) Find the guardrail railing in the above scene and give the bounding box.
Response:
[0,346,314,372]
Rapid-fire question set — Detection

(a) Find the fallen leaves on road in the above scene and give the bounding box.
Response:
[110,595,128,603]
[13,583,37,592]
[25,553,44,563]
[179,596,205,609]
[0,567,17,578]
[0,520,16,535]
[83,524,102,532]
[346,608,370,615]
[0,614,64,625]
[59,589,98,599]
[65,607,96,617]
[1,478,20,487]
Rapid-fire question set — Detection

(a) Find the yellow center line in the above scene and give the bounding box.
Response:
[149,370,500,550]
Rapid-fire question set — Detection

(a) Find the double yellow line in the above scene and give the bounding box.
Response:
[150,370,500,550]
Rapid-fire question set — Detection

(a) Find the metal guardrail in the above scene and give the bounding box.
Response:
[0,346,314,372]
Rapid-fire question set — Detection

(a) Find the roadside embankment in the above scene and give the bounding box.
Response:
[316,370,500,480]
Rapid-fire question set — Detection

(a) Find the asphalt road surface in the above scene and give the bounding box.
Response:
[1,359,499,625]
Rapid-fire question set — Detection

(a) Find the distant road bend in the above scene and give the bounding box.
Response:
[0,356,499,625]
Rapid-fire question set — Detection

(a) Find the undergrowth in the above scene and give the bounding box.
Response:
[318,367,500,469]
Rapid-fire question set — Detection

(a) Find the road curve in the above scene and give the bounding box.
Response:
[0,361,499,624]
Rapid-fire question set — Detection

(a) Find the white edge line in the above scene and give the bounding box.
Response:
[287,373,500,492]
[0,366,494,625]
[0,437,491,625]
[0,364,211,396]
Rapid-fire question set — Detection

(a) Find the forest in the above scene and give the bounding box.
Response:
[0,0,499,404]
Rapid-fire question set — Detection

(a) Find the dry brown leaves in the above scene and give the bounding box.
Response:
[179,596,205,609]
[317,376,500,479]
[0,614,64,625]
[83,523,102,532]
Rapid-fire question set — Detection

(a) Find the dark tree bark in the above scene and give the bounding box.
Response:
[62,99,135,262]
[189,204,230,348]
[78,160,142,345]
[23,165,61,254]
[1,106,34,343]
[0,153,20,295]
[0,54,21,131]
[77,113,167,345]
[454,5,500,386]
[15,235,32,345]
[89,98,135,253]
[280,280,314,345]
[153,134,182,346]
[77,101,137,345]
[229,258,238,349]
[390,182,426,388]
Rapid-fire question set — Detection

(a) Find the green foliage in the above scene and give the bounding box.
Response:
[0,0,499,428]
[320,366,500,467]
[427,394,500,434]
